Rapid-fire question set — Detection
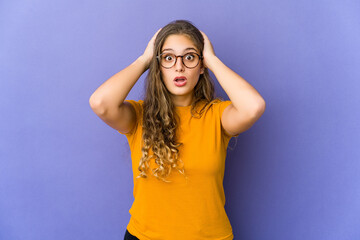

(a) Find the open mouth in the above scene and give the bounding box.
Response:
[174,76,187,82]
[174,76,187,86]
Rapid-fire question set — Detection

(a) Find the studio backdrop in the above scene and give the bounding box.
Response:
[0,0,359,239]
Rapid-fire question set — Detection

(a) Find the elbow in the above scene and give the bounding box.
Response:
[89,94,100,109]
[248,98,266,120]
[254,98,266,118]
[89,95,107,115]
[259,98,266,112]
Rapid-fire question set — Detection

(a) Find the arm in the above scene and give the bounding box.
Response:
[200,31,266,136]
[89,29,161,133]
[89,56,148,133]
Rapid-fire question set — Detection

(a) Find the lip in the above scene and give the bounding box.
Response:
[174,76,187,81]
[173,76,187,87]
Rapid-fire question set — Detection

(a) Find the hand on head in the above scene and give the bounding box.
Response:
[199,30,216,69]
[142,28,162,69]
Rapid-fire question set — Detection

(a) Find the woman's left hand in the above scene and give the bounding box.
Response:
[200,30,216,69]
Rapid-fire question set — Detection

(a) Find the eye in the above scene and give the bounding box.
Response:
[185,53,195,61]
[164,54,174,61]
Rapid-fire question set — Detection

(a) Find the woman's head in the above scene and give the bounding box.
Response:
[146,20,214,108]
[157,34,204,106]
[137,20,218,183]
[154,19,205,63]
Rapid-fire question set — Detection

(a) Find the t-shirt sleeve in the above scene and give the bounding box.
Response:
[117,99,143,137]
[218,100,240,140]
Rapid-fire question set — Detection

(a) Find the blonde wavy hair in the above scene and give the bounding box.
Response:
[135,20,223,183]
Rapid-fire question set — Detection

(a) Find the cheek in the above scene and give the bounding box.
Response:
[190,69,201,80]
[160,70,167,81]
[160,70,173,85]
[160,68,167,77]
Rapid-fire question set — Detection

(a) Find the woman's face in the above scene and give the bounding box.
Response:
[159,34,204,105]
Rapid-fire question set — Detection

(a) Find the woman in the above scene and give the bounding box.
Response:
[89,20,265,240]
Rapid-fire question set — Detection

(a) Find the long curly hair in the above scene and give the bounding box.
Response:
[135,19,222,183]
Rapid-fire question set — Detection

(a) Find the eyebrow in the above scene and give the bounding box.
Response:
[161,47,199,53]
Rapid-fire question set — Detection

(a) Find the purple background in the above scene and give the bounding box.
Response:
[1,1,360,239]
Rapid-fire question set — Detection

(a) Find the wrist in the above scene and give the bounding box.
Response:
[204,55,219,70]
[138,55,151,69]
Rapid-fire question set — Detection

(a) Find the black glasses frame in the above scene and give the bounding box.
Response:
[156,52,203,69]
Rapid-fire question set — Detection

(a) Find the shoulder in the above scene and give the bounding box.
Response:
[125,99,144,107]
[124,99,144,125]
[118,100,144,137]
[124,99,144,113]
[200,98,231,114]
[191,98,231,120]
[199,98,237,139]
[212,99,232,110]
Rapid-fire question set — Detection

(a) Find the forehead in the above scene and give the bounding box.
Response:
[161,34,199,53]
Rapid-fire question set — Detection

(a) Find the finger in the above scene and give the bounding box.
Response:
[155,28,162,36]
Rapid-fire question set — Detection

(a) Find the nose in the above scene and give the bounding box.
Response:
[174,56,185,72]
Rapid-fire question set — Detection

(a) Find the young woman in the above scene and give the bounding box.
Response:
[89,20,265,240]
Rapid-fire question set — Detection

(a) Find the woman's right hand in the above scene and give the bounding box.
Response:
[141,28,162,69]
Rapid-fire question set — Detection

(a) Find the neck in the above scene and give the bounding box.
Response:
[172,93,194,107]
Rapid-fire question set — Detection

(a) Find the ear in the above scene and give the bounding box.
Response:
[200,62,205,74]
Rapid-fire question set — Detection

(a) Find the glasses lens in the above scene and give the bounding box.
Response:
[160,53,176,68]
[183,53,199,68]
[159,53,200,68]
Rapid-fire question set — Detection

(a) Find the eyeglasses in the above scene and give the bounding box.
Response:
[156,52,203,69]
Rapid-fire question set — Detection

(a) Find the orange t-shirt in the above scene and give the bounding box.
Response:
[118,99,237,240]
